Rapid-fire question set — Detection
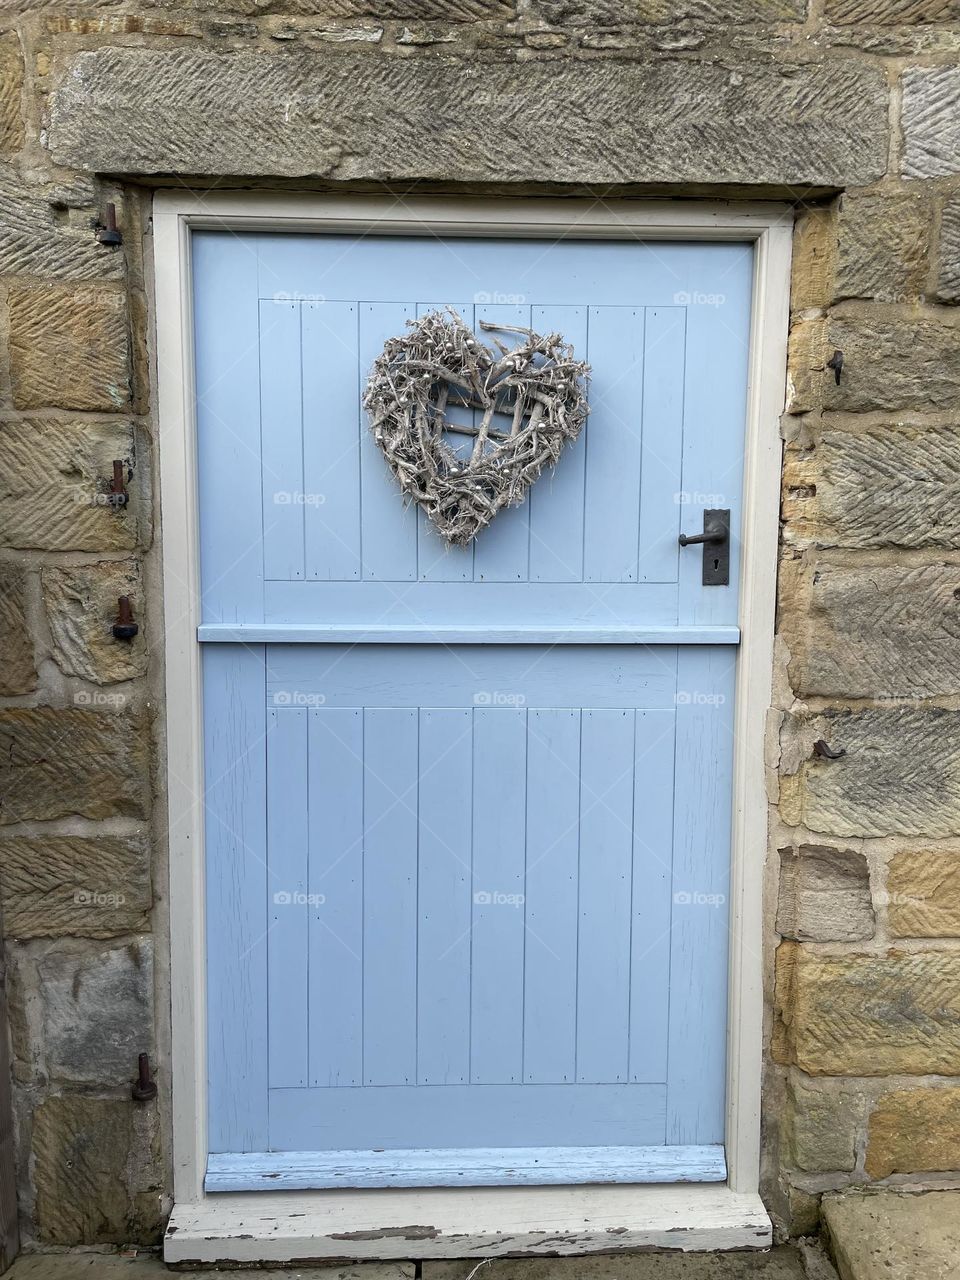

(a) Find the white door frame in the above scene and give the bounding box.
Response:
[152,192,791,1263]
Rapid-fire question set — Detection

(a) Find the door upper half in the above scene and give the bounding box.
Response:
[193,233,753,632]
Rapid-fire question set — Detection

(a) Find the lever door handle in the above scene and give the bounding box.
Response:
[678,508,730,586]
[678,523,727,547]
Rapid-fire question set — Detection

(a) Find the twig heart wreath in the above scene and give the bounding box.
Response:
[363,308,590,546]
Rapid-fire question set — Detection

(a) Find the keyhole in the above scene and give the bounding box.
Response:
[713,557,720,572]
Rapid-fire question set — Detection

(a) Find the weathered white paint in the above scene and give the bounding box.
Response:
[164,1184,772,1264]
[153,191,790,1258]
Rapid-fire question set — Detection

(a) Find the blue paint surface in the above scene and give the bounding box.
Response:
[194,231,752,1186]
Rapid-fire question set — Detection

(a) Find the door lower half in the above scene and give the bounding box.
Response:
[192,229,753,1191]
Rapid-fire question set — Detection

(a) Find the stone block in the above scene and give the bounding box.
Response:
[529,0,805,18]
[9,940,152,1084]
[0,834,151,939]
[423,1249,806,1279]
[0,164,125,281]
[0,707,151,825]
[938,198,960,304]
[260,0,513,14]
[779,707,960,839]
[823,315,960,413]
[782,424,960,550]
[824,1189,960,1280]
[790,205,838,312]
[8,285,130,412]
[784,1076,859,1172]
[774,942,960,1075]
[887,850,960,937]
[32,1095,162,1245]
[0,34,23,154]
[42,560,146,684]
[0,419,144,552]
[828,0,960,20]
[835,193,928,303]
[0,564,37,695]
[781,561,960,698]
[866,1087,960,1178]
[777,845,874,942]
[47,48,889,188]
[902,65,960,180]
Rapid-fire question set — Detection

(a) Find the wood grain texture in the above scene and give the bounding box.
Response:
[206,1144,726,1191]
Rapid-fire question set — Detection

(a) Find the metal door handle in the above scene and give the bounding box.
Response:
[678,509,730,586]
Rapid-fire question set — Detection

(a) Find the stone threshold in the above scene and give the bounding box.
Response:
[5,1243,819,1277]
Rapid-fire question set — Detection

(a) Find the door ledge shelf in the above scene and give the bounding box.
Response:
[164,1184,772,1264]
[205,1144,727,1192]
[197,623,741,645]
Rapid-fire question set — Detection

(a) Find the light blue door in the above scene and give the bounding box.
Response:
[193,230,752,1191]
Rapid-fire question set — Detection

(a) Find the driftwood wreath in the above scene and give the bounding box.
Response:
[363,308,590,546]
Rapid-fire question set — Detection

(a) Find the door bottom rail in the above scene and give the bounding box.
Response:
[206,1144,727,1191]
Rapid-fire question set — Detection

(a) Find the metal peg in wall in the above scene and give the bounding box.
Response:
[131,1052,157,1103]
[107,460,128,508]
[95,202,123,247]
[112,596,139,641]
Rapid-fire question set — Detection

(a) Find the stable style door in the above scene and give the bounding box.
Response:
[193,229,752,1191]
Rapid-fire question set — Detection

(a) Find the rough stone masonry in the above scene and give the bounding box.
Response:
[0,0,960,1252]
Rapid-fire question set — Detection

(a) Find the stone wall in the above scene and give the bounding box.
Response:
[0,0,958,1251]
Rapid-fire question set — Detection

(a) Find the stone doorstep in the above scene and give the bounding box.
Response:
[2,1247,813,1277]
[823,1189,960,1280]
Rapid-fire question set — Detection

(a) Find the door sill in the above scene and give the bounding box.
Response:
[164,1184,772,1263]
[206,1144,727,1191]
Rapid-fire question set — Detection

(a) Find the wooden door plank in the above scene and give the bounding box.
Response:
[576,708,635,1083]
[302,300,362,581]
[523,708,581,1084]
[470,708,526,1084]
[266,705,309,1088]
[417,708,473,1085]
[307,708,364,1088]
[260,299,305,581]
[362,707,418,1085]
